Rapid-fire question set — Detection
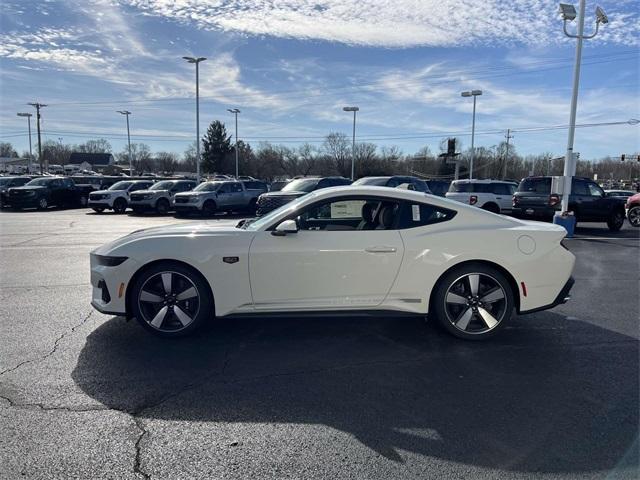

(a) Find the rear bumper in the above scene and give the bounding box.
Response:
[512,206,556,219]
[519,276,575,315]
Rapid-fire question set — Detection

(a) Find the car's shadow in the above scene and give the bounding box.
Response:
[72,313,638,474]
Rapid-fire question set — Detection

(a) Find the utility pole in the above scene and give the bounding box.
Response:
[28,102,47,174]
[227,108,241,177]
[503,129,513,179]
[117,111,133,176]
[183,56,207,182]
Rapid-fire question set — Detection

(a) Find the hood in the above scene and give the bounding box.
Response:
[260,190,306,198]
[175,191,209,197]
[132,189,165,195]
[90,189,115,195]
[92,221,245,255]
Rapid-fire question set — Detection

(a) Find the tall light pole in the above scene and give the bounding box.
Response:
[183,56,207,182]
[28,102,47,174]
[16,112,33,173]
[343,106,359,180]
[227,108,241,178]
[461,90,482,179]
[117,110,133,176]
[557,2,608,221]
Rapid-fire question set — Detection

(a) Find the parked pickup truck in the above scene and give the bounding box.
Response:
[173,180,263,216]
[129,179,196,214]
[0,176,33,207]
[7,176,93,210]
[88,179,154,214]
[512,176,626,231]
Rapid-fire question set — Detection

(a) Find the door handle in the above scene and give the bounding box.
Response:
[496,197,502,199]
[365,246,397,253]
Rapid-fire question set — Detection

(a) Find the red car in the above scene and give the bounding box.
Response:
[626,193,640,227]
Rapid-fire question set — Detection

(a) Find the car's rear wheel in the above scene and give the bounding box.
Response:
[131,262,213,337]
[628,206,640,227]
[113,198,127,214]
[431,264,514,340]
[607,210,625,232]
[202,200,217,216]
[481,202,500,214]
[156,198,170,215]
[92,207,105,213]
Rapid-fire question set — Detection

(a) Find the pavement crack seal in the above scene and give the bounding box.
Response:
[133,417,151,480]
[0,310,94,377]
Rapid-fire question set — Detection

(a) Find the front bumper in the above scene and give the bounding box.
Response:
[90,255,139,317]
[519,276,575,315]
[174,204,202,213]
[129,200,156,211]
[7,196,39,209]
[89,202,111,209]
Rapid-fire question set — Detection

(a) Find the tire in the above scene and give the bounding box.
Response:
[481,203,500,214]
[92,207,105,213]
[37,197,48,210]
[113,197,127,214]
[130,262,214,338]
[202,200,217,217]
[607,210,625,232]
[627,206,640,228]
[155,198,170,215]
[430,263,514,341]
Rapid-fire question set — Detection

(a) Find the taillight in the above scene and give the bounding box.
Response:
[469,195,478,205]
[549,194,560,207]
[512,196,519,207]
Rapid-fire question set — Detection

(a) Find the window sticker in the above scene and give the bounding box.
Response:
[412,204,420,221]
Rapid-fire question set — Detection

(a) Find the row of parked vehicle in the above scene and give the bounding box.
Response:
[2,173,638,230]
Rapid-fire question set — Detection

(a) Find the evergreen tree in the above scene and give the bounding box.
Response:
[201,120,233,174]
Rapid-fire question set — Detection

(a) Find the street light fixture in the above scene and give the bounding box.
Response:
[343,106,359,180]
[227,108,241,178]
[555,1,608,233]
[17,112,33,173]
[460,90,482,179]
[183,56,207,182]
[117,110,133,176]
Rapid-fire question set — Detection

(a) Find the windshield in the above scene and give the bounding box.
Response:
[242,193,318,231]
[149,181,175,190]
[25,178,52,186]
[352,177,388,186]
[193,182,220,192]
[108,181,133,191]
[282,178,319,193]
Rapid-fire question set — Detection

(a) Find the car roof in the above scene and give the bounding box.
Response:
[452,179,516,184]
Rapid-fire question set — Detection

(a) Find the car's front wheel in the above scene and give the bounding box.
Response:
[431,263,514,340]
[37,197,48,210]
[607,210,625,232]
[130,262,213,337]
[628,206,640,227]
[113,198,127,214]
[156,198,170,215]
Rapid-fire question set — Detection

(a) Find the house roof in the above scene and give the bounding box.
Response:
[69,152,113,166]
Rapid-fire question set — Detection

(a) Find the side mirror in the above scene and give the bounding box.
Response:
[272,219,298,236]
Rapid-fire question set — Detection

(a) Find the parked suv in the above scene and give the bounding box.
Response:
[446,179,518,214]
[352,176,431,193]
[88,179,154,214]
[7,176,93,210]
[626,193,640,227]
[256,176,352,215]
[129,179,196,214]
[174,180,264,216]
[512,176,626,231]
[0,176,32,207]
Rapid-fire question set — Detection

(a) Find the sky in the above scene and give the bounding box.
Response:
[0,0,638,161]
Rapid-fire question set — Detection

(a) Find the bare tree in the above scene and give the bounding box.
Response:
[77,138,112,154]
[322,132,350,177]
[156,152,179,174]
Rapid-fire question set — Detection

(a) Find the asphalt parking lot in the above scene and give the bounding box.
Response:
[0,208,638,479]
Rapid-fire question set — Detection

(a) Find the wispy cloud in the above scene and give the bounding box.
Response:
[123,0,640,48]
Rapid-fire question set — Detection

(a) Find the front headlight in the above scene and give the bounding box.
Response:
[93,254,128,266]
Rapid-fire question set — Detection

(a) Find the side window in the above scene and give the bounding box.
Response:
[396,202,457,229]
[492,184,509,195]
[231,183,243,192]
[50,179,62,188]
[412,180,428,192]
[508,184,517,195]
[294,197,400,231]
[588,183,604,197]
[572,180,589,196]
[219,183,232,194]
[387,178,399,187]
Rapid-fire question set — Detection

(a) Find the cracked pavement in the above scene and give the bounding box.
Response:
[0,208,638,479]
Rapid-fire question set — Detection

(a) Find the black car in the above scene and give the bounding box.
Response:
[0,176,33,207]
[512,176,626,231]
[425,180,451,197]
[352,176,432,193]
[7,177,93,210]
[256,177,352,215]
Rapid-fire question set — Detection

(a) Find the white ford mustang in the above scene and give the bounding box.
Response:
[90,186,575,340]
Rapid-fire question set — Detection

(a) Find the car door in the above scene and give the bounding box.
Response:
[49,179,64,205]
[492,183,513,212]
[585,182,608,220]
[229,182,245,206]
[216,183,233,207]
[571,179,591,220]
[248,196,404,310]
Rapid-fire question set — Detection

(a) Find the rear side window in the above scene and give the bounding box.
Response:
[492,184,511,195]
[517,178,551,193]
[397,202,457,229]
[449,182,471,193]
